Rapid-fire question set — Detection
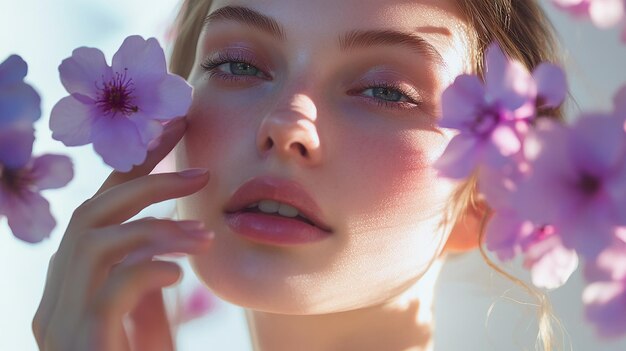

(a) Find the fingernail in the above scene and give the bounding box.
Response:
[177,220,205,230]
[185,230,216,240]
[179,168,209,178]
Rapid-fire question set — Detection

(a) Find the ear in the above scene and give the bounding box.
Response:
[442,200,488,254]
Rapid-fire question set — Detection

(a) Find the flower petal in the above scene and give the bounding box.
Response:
[0,124,34,169]
[589,240,626,281]
[484,43,536,110]
[112,36,167,86]
[489,124,521,157]
[583,281,626,339]
[49,95,96,146]
[133,74,193,121]
[3,191,55,243]
[524,234,578,289]
[439,75,486,130]
[569,113,625,176]
[59,47,112,99]
[589,0,625,28]
[30,154,74,190]
[129,113,164,145]
[91,115,147,172]
[0,80,41,127]
[485,210,528,261]
[0,54,27,85]
[433,134,481,179]
[533,63,568,108]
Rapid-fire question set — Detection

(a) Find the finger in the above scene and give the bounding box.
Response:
[71,168,209,230]
[42,219,213,348]
[90,260,182,333]
[53,219,214,336]
[93,116,187,198]
[32,252,57,349]
[128,290,176,351]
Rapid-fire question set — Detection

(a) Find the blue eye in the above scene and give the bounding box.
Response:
[218,61,261,76]
[353,82,422,110]
[200,52,268,80]
[364,87,406,102]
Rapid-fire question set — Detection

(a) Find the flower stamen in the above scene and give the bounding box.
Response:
[95,68,139,117]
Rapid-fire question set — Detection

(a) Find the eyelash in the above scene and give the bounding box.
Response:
[200,53,422,110]
[350,81,422,111]
[200,52,269,82]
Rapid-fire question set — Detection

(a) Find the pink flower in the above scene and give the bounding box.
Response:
[0,55,41,128]
[520,225,579,289]
[0,131,73,243]
[553,0,625,28]
[175,284,217,325]
[515,115,626,258]
[435,43,566,179]
[49,35,192,172]
[583,240,626,338]
[485,210,578,289]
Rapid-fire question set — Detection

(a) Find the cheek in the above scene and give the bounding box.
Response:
[331,121,453,230]
[177,87,261,170]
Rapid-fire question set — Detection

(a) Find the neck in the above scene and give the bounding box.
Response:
[245,259,443,351]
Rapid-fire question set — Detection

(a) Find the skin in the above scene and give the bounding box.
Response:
[177,0,473,350]
[32,0,475,350]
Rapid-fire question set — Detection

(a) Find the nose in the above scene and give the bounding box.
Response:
[256,94,322,165]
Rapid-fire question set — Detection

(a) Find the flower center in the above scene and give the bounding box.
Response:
[578,173,601,194]
[95,68,139,117]
[471,108,500,137]
[0,164,33,195]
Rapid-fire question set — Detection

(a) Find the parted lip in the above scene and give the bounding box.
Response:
[223,176,332,232]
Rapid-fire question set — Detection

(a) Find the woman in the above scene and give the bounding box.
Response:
[32,0,562,350]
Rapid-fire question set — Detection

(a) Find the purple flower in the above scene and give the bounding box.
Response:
[582,240,626,338]
[0,130,73,243]
[514,115,626,258]
[485,210,578,289]
[434,43,567,179]
[49,35,192,172]
[0,55,41,128]
[520,225,579,289]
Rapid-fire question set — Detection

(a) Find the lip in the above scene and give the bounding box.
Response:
[223,176,332,245]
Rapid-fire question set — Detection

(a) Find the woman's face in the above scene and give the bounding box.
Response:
[176,0,471,314]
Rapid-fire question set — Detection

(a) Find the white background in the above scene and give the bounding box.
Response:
[1,0,626,350]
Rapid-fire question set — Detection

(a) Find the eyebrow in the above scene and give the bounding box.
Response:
[204,5,286,40]
[339,29,445,66]
[204,5,446,66]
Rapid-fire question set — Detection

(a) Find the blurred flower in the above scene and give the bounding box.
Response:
[552,0,625,27]
[515,115,626,258]
[175,284,217,325]
[553,0,626,42]
[49,35,192,172]
[583,240,626,338]
[0,54,41,129]
[485,210,578,289]
[434,43,566,179]
[520,225,579,289]
[0,129,73,242]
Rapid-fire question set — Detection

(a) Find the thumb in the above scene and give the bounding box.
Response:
[128,289,176,351]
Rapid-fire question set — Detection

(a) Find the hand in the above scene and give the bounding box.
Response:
[32,117,214,351]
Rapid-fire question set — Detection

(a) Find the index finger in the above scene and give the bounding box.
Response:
[93,117,187,198]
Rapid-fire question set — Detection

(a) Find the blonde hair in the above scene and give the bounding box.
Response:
[168,1,568,349]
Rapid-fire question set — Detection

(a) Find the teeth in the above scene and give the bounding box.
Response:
[278,204,299,218]
[257,200,300,218]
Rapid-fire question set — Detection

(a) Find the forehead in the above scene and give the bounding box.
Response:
[205,0,471,71]
[207,0,467,36]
